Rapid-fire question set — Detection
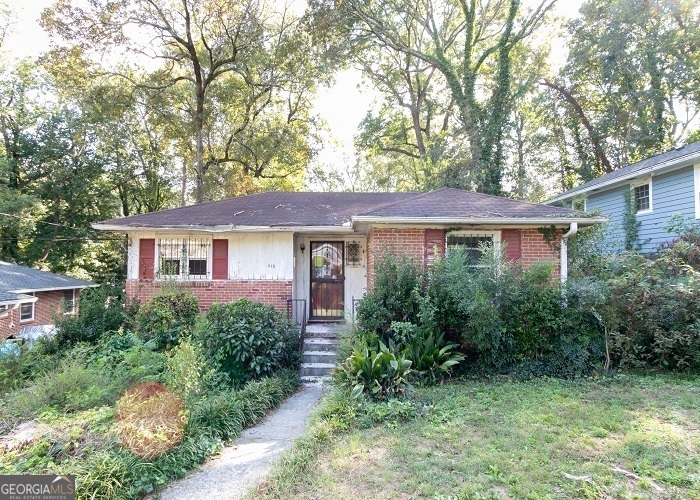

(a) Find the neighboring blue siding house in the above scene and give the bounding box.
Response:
[546,141,700,253]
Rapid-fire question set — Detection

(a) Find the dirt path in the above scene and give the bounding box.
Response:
[159,383,325,499]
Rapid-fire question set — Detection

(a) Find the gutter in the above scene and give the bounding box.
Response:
[92,223,357,233]
[560,222,578,283]
[546,150,700,204]
[350,216,607,226]
[0,296,37,306]
[10,285,97,294]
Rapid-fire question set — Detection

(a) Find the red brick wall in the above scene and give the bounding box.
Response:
[520,228,560,273]
[1,290,80,340]
[366,226,562,290]
[367,228,426,289]
[126,280,293,312]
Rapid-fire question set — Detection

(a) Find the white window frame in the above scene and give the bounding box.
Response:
[20,294,35,323]
[631,177,653,215]
[63,289,76,315]
[572,196,587,211]
[694,164,700,219]
[445,230,501,267]
[156,236,213,281]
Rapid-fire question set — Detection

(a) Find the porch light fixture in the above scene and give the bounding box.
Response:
[300,243,306,253]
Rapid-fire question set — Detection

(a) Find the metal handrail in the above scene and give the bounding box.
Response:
[286,299,307,352]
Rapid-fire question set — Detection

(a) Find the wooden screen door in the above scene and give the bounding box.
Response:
[310,242,345,320]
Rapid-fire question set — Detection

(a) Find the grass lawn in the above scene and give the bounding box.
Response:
[265,374,700,499]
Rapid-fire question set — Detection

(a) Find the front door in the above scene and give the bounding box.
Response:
[310,241,344,320]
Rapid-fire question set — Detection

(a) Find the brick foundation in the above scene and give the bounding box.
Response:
[126,280,293,312]
[1,290,80,340]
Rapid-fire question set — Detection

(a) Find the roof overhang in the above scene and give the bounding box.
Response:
[0,294,37,307]
[350,216,607,227]
[546,151,700,204]
[92,223,356,233]
[9,285,97,294]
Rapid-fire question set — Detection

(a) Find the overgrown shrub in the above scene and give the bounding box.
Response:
[55,281,127,345]
[356,250,424,334]
[607,254,700,371]
[135,287,199,350]
[568,221,700,372]
[164,339,221,404]
[352,245,607,381]
[193,298,299,384]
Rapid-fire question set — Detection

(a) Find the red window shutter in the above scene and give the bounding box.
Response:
[424,229,445,268]
[212,239,229,280]
[501,229,522,261]
[139,239,155,279]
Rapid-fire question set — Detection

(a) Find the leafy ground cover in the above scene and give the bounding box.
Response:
[0,289,302,499]
[260,374,700,499]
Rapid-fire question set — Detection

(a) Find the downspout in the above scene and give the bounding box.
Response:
[560,222,578,284]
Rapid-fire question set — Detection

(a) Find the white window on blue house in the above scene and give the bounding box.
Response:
[632,178,652,214]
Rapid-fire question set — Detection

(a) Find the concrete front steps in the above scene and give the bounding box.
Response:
[300,337,339,381]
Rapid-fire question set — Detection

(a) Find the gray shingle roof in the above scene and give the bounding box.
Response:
[0,261,94,293]
[358,187,578,219]
[96,188,584,230]
[97,192,417,228]
[548,141,700,202]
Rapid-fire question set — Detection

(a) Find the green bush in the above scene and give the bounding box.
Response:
[606,254,700,371]
[336,340,413,400]
[356,250,424,334]
[135,287,199,350]
[429,249,605,376]
[164,339,221,405]
[568,225,700,372]
[55,281,127,345]
[193,298,299,384]
[1,357,114,428]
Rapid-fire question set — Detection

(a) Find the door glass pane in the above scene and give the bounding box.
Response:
[312,243,343,280]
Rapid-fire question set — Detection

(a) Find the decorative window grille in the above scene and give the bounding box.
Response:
[346,241,362,267]
[158,238,210,280]
[446,232,499,266]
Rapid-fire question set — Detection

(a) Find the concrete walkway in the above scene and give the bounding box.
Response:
[159,383,325,500]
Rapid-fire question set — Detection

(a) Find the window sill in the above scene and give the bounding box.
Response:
[636,209,653,215]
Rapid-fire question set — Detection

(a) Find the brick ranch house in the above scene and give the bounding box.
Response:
[94,188,605,322]
[0,261,95,340]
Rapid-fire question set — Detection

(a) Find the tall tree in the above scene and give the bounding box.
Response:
[43,0,324,204]
[314,0,555,194]
[546,0,700,174]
